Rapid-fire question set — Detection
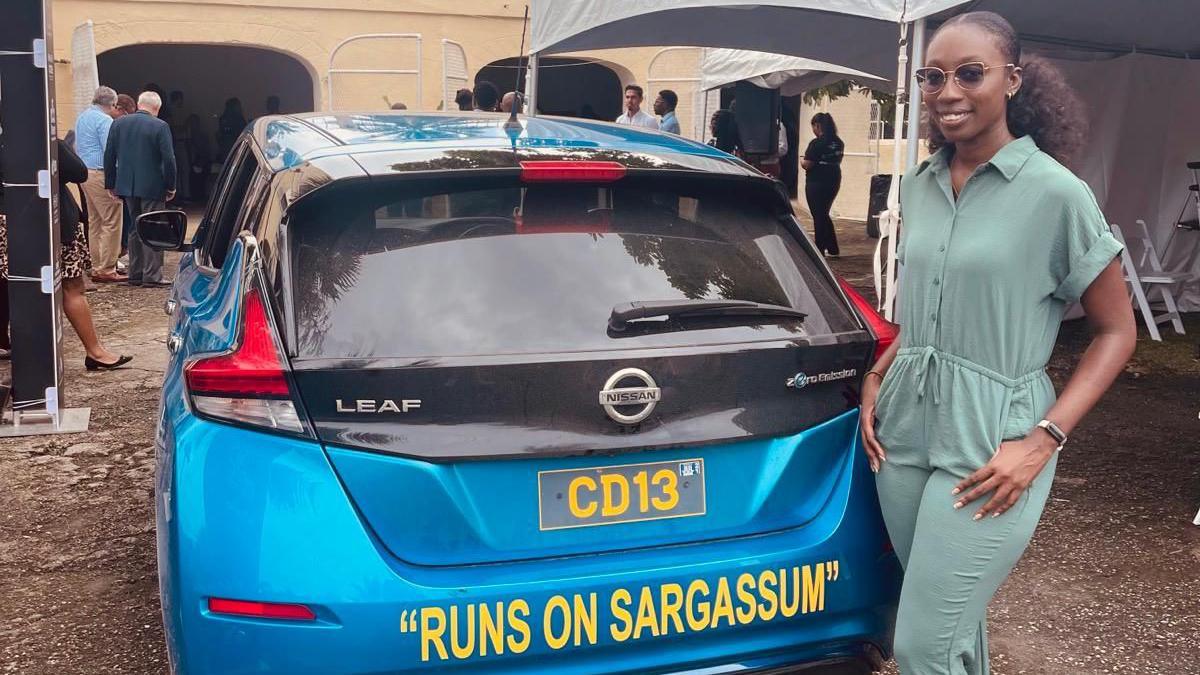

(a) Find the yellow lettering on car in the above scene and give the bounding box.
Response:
[735,573,757,625]
[507,600,531,654]
[633,586,660,640]
[685,579,711,631]
[710,576,736,628]
[543,595,570,650]
[650,468,679,511]
[780,566,801,618]
[601,474,630,517]
[757,569,779,621]
[803,563,826,614]
[573,593,598,647]
[610,588,634,642]
[568,476,598,518]
[449,605,476,660]
[633,470,650,513]
[401,560,842,661]
[659,583,685,635]
[420,607,449,662]
[478,602,504,656]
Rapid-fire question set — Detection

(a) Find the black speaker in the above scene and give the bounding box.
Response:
[733,81,780,155]
[866,174,895,239]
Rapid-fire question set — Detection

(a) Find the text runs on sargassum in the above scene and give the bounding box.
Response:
[399,560,841,662]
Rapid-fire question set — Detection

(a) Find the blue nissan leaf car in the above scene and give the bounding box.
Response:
[138,112,901,674]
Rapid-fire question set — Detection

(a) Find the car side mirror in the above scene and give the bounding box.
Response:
[136,210,192,251]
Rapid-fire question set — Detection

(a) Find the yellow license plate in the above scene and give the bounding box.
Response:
[538,459,706,530]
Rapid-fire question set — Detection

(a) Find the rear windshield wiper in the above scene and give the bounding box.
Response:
[609,299,806,331]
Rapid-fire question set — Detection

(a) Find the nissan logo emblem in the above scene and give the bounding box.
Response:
[598,367,661,425]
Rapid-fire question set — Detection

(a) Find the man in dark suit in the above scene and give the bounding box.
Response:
[104,90,176,287]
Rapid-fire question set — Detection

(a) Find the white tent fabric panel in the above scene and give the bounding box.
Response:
[1054,53,1200,310]
[698,49,888,95]
[530,1,912,77]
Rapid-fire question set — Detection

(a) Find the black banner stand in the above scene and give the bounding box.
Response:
[0,0,90,436]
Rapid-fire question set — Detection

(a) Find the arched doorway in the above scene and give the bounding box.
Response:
[97,43,315,203]
[475,57,623,120]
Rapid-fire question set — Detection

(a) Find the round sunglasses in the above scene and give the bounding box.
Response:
[914,62,1015,95]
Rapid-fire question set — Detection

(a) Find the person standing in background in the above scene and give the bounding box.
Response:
[57,140,133,370]
[75,86,127,282]
[500,91,524,114]
[217,97,246,163]
[185,113,212,205]
[654,90,680,134]
[454,88,473,111]
[168,91,192,203]
[115,94,136,117]
[802,112,845,257]
[707,110,740,155]
[104,91,176,288]
[615,85,659,130]
[472,81,500,112]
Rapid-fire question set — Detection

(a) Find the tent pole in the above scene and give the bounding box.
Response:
[528,51,542,116]
[875,21,910,319]
[905,18,927,168]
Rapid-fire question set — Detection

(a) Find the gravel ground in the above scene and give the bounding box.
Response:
[0,221,1197,674]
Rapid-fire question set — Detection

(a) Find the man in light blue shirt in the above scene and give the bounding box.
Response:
[654,90,681,135]
[75,86,126,281]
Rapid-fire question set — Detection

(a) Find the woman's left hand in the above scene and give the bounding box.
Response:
[951,434,1058,520]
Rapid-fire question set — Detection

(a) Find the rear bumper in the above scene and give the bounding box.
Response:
[158,410,899,674]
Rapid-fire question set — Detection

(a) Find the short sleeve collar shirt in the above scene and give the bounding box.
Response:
[75,106,113,170]
[615,110,659,130]
[875,135,1123,472]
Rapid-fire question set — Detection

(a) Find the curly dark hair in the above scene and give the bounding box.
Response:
[925,11,1088,166]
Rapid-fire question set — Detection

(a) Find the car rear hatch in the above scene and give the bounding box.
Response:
[281,163,874,566]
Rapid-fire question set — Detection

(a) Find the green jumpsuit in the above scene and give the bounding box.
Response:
[874,136,1122,674]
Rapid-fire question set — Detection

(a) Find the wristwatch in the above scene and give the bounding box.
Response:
[1035,419,1067,450]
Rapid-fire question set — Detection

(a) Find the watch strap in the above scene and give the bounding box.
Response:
[1036,419,1067,448]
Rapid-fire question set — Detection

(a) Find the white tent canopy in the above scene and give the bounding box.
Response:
[529,0,1200,309]
[698,49,888,95]
[531,1,1199,63]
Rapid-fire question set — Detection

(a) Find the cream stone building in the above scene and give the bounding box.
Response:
[51,0,891,219]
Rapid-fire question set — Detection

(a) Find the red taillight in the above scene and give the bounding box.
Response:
[837,277,898,362]
[208,597,316,621]
[186,288,289,398]
[185,287,306,433]
[519,160,626,182]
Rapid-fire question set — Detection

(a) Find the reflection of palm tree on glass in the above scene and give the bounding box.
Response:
[294,227,364,352]
[619,234,788,306]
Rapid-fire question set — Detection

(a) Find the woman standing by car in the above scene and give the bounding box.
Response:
[801,112,844,257]
[858,11,1135,673]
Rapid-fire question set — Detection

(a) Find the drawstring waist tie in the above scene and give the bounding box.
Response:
[898,346,1046,405]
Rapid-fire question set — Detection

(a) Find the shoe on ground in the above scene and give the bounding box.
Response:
[141,279,172,288]
[84,354,133,371]
[92,270,129,283]
[127,279,143,287]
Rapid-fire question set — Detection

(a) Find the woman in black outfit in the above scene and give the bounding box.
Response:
[707,110,741,156]
[0,142,130,367]
[802,112,845,257]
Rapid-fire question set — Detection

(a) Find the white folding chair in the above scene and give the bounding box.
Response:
[1109,222,1191,341]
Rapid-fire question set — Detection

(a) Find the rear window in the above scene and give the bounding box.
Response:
[289,174,856,358]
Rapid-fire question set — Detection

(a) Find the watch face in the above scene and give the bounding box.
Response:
[1040,420,1066,445]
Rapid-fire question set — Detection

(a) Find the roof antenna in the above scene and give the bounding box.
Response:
[503,5,529,137]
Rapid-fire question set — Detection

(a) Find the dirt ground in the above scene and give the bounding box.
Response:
[0,222,1197,674]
